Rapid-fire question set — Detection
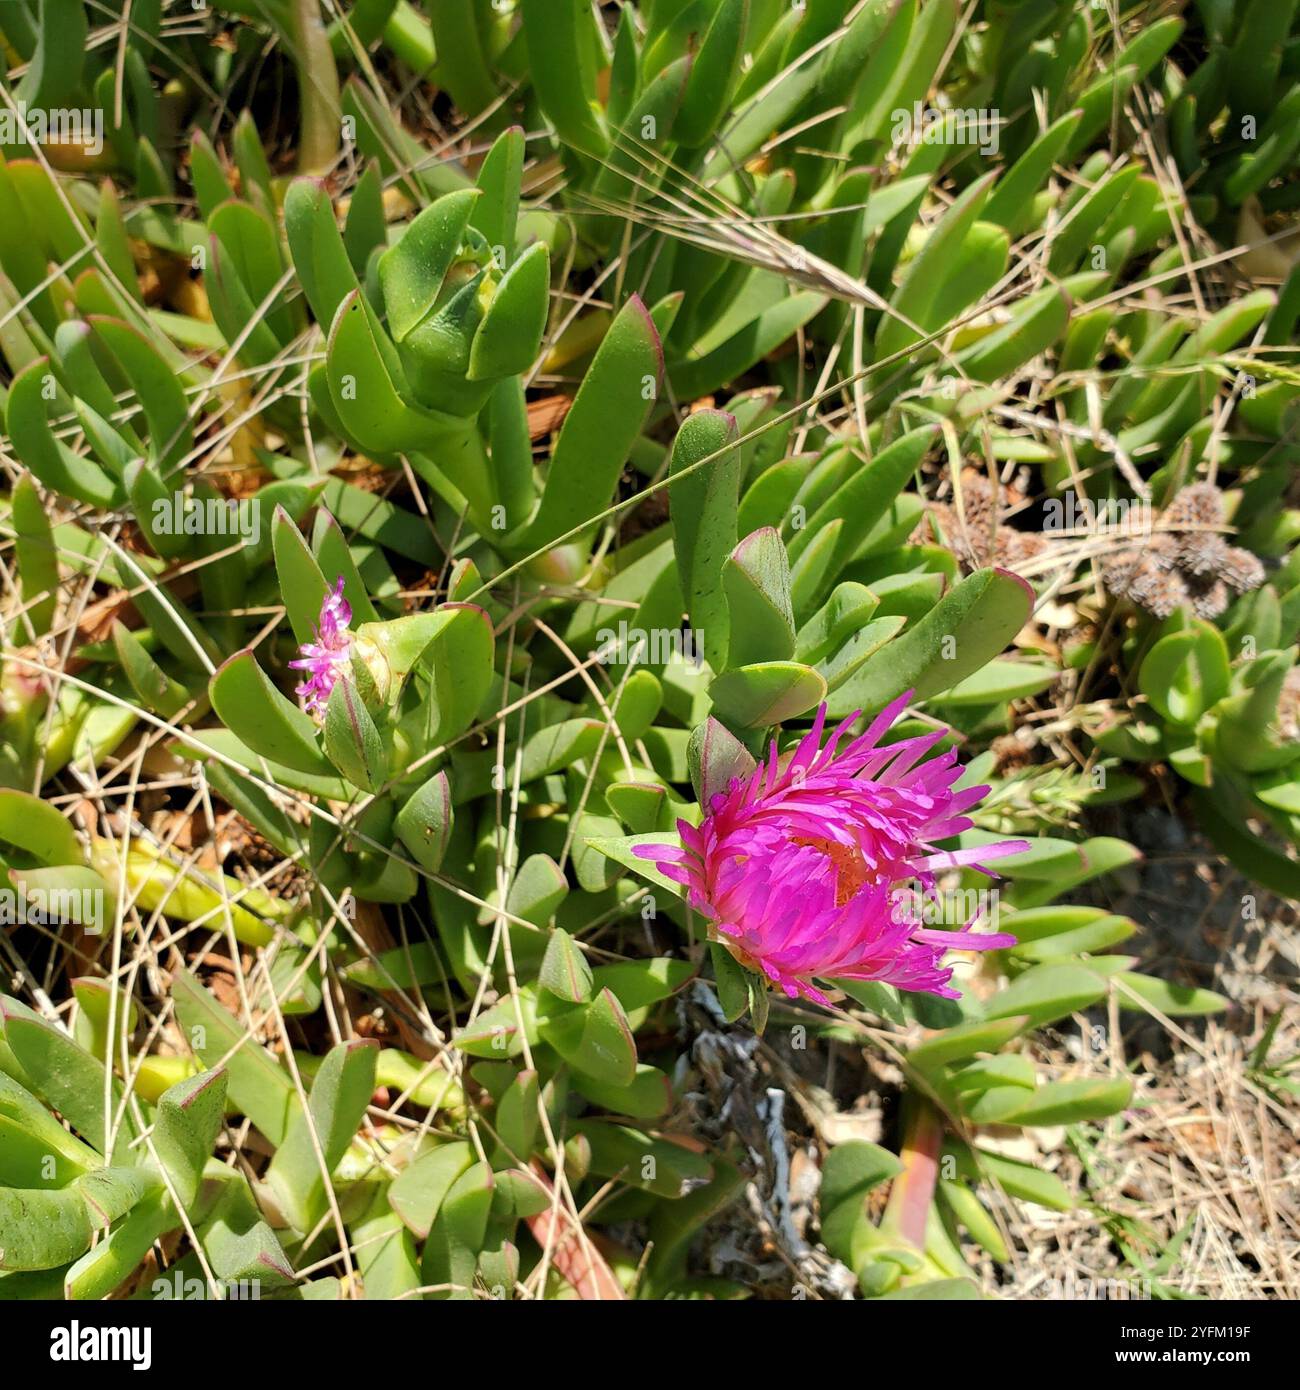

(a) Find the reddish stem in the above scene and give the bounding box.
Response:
[525,1162,626,1300]
[886,1097,944,1251]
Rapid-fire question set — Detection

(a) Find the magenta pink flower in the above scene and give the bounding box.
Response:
[637,695,1028,1005]
[289,577,353,716]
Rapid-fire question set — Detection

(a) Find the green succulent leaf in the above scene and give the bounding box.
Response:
[539,928,594,1004]
[394,771,454,874]
[510,296,662,552]
[172,971,295,1147]
[154,1068,229,1210]
[209,650,333,777]
[324,675,387,791]
[266,1039,378,1233]
[380,189,481,343]
[0,1168,157,1274]
[829,568,1034,716]
[722,527,796,668]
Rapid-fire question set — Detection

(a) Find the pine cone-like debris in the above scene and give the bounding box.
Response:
[1278,666,1300,743]
[1102,482,1264,620]
[914,468,1050,575]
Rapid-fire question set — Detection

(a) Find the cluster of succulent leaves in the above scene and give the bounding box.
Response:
[1,0,1294,1300]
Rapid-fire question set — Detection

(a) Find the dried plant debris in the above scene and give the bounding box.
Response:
[1102,483,1266,620]
[915,468,1052,574]
[1277,667,1300,743]
[993,818,1300,1301]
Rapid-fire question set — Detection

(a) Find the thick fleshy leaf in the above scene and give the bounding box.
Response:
[688,716,758,807]
[998,1077,1134,1127]
[468,241,549,380]
[88,317,192,478]
[945,1140,1074,1212]
[669,409,741,670]
[209,650,334,777]
[419,603,496,745]
[266,1039,378,1233]
[154,1068,229,1209]
[789,427,936,571]
[380,190,481,342]
[272,506,331,647]
[540,987,637,1087]
[206,234,286,365]
[62,1187,174,1300]
[0,999,136,1159]
[820,1141,904,1264]
[0,1071,101,1186]
[111,622,192,719]
[0,788,82,866]
[539,928,594,1004]
[590,958,696,1019]
[5,360,119,507]
[672,291,826,402]
[1117,973,1227,1018]
[674,0,749,146]
[570,1064,673,1120]
[454,988,540,1059]
[394,771,454,873]
[285,178,361,328]
[1008,914,1137,963]
[510,296,661,551]
[172,971,294,1146]
[0,1168,156,1273]
[829,568,1033,716]
[1139,622,1230,727]
[709,661,827,728]
[11,475,58,637]
[469,126,524,263]
[796,583,881,665]
[389,1141,475,1240]
[984,964,1108,1031]
[506,854,568,927]
[876,172,997,360]
[934,659,1059,708]
[905,1017,1027,1075]
[325,290,438,454]
[569,1120,712,1198]
[605,781,669,834]
[723,528,795,668]
[985,111,1084,234]
[324,675,387,791]
[518,0,608,155]
[420,1160,494,1300]
[310,511,381,626]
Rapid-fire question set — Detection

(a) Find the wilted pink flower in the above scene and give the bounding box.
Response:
[637,695,1028,1005]
[289,577,353,715]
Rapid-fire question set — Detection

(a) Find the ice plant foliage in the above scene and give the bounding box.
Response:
[289,577,353,715]
[639,696,1029,1004]
[0,0,1262,1304]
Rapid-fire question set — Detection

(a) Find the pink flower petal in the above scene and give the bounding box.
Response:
[678,699,1024,1005]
